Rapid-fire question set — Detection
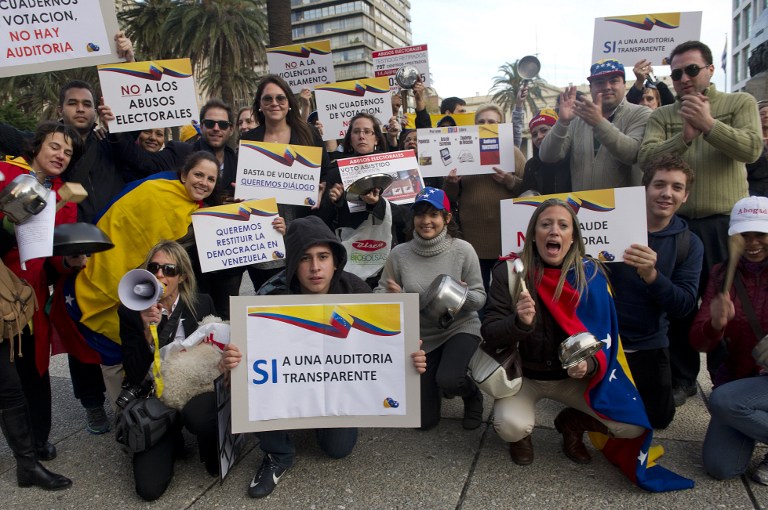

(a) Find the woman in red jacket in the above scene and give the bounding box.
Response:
[0,121,83,490]
[690,196,768,485]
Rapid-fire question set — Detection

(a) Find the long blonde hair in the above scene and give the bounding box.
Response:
[520,199,600,302]
[142,240,198,317]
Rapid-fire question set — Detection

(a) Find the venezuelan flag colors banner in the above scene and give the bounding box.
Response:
[229,294,421,432]
[191,198,285,273]
[592,11,702,66]
[315,76,391,141]
[267,39,335,93]
[98,58,199,133]
[234,141,322,206]
[500,187,648,263]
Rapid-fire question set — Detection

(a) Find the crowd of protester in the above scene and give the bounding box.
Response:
[0,33,766,501]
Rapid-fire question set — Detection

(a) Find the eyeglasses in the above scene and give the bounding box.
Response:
[261,94,288,105]
[147,262,180,277]
[670,64,709,81]
[202,119,232,130]
[351,128,375,136]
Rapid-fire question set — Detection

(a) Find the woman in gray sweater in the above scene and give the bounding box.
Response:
[376,187,486,430]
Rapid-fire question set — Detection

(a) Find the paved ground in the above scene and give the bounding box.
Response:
[0,273,764,509]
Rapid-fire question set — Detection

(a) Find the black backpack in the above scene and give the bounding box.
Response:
[115,397,178,453]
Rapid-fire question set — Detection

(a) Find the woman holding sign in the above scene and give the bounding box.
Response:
[326,113,410,288]
[376,187,486,431]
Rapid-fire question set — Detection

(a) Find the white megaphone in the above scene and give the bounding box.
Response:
[118,269,164,311]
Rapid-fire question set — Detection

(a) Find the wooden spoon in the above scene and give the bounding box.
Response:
[722,234,745,294]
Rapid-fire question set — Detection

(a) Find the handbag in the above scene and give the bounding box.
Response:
[467,260,523,399]
[0,257,36,356]
[115,396,179,453]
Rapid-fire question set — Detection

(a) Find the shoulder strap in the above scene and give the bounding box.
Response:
[733,272,765,341]
[675,229,691,267]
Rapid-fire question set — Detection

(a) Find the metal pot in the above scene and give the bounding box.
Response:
[558,332,603,369]
[420,274,469,329]
[0,173,50,224]
[395,65,420,89]
[345,173,394,202]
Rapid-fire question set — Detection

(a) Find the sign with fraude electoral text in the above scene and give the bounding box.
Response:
[314,77,391,141]
[500,187,647,262]
[372,44,430,93]
[267,40,335,93]
[98,58,199,133]
[234,141,322,206]
[191,198,286,273]
[230,293,421,432]
[592,12,702,66]
[336,150,424,213]
[0,0,120,77]
[417,124,517,177]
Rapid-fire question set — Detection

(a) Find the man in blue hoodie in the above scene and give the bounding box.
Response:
[610,154,703,429]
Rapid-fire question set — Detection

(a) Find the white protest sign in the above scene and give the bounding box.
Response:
[234,141,323,206]
[17,196,54,270]
[230,294,421,432]
[267,40,336,93]
[372,44,430,93]
[0,0,120,77]
[314,77,391,141]
[336,150,424,213]
[592,12,702,66]
[416,124,517,177]
[191,198,285,273]
[500,187,648,262]
[98,58,199,133]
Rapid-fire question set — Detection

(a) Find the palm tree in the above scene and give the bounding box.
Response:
[490,60,546,117]
[162,0,268,107]
[118,0,177,61]
[0,67,100,121]
[266,0,292,47]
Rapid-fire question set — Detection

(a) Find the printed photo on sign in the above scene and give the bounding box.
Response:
[336,150,424,213]
[191,198,286,273]
[230,294,421,433]
[0,0,120,77]
[416,124,517,177]
[98,58,199,133]
[372,44,430,93]
[500,187,648,262]
[234,141,322,206]
[592,12,702,66]
[267,40,336,93]
[314,77,391,141]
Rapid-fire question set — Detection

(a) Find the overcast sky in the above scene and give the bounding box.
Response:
[410,1,732,98]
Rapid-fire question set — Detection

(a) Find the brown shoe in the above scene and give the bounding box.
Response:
[508,435,534,465]
[553,408,609,464]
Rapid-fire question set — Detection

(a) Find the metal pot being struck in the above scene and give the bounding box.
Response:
[420,274,469,329]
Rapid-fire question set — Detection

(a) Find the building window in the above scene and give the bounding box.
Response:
[733,54,739,85]
[734,14,740,46]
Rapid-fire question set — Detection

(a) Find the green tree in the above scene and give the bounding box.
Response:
[0,67,100,121]
[0,100,39,131]
[118,0,177,61]
[490,61,546,117]
[163,0,268,107]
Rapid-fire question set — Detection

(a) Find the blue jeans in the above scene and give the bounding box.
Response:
[257,428,358,469]
[703,375,768,479]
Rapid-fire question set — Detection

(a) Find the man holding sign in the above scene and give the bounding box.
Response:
[227,216,426,499]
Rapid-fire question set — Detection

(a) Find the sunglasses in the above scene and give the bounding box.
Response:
[147,262,180,277]
[670,64,709,81]
[202,119,232,130]
[261,94,288,105]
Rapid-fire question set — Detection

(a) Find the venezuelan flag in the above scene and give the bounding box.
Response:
[249,303,401,338]
[536,260,694,492]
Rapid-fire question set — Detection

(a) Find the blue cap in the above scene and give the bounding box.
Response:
[588,59,625,82]
[412,187,450,211]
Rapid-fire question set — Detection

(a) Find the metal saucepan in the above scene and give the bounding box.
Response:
[518,55,541,81]
[53,223,115,256]
[0,173,50,224]
[345,173,394,202]
[395,65,420,90]
[558,332,603,369]
[420,274,469,329]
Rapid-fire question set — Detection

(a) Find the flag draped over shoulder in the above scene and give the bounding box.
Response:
[73,175,200,352]
[535,259,694,492]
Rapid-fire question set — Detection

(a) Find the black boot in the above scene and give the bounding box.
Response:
[0,405,72,490]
